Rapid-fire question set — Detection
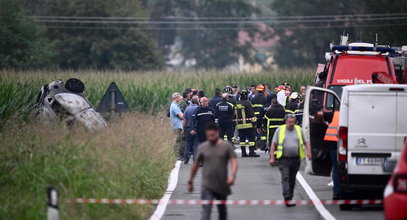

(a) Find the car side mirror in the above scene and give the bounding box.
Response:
[383,160,397,173]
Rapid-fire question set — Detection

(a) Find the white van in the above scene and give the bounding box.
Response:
[303,84,407,210]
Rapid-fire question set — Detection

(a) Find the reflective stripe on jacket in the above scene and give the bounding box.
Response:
[265,115,284,141]
[235,100,256,129]
[324,111,339,142]
[275,125,305,159]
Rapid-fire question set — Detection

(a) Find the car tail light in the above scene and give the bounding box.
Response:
[393,174,407,193]
[338,126,348,162]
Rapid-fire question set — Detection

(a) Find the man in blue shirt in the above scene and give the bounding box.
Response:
[182,96,200,164]
[170,92,184,160]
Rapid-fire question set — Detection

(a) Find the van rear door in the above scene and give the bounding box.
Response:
[347,87,397,175]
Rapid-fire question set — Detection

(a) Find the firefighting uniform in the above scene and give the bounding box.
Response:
[235,99,258,157]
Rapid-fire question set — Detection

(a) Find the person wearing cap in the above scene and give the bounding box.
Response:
[285,92,299,115]
[251,84,268,150]
[235,90,259,157]
[170,92,185,160]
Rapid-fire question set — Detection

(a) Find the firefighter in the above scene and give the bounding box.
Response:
[251,84,268,150]
[260,98,286,153]
[223,86,237,105]
[285,92,299,115]
[215,93,235,144]
[235,90,259,157]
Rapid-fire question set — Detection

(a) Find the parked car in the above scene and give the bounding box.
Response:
[384,141,407,220]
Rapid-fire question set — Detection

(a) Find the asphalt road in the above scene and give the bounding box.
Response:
[161,149,384,220]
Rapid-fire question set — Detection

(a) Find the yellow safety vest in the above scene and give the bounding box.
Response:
[276,125,306,159]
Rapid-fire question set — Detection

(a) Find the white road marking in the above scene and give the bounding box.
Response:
[296,172,336,220]
[149,160,181,220]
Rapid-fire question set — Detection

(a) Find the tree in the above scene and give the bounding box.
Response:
[0,0,53,68]
[149,0,263,69]
[40,0,163,70]
[270,0,407,67]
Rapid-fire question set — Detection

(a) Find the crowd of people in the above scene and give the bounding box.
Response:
[168,83,312,220]
[169,83,307,163]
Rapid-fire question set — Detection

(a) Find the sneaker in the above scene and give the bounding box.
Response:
[285,200,296,207]
[249,152,260,157]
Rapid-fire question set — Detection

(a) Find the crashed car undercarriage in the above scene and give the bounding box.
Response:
[36,78,107,130]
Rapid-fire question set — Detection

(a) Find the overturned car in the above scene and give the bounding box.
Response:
[36,78,107,130]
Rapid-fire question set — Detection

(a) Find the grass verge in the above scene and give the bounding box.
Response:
[0,113,174,220]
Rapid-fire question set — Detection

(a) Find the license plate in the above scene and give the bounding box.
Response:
[356,157,387,165]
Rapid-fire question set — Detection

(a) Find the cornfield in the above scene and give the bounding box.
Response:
[0,69,314,126]
[0,69,314,219]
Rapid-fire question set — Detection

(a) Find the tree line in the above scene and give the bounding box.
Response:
[1,0,406,70]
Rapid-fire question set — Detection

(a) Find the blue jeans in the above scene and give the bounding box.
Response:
[184,131,199,163]
[330,149,339,196]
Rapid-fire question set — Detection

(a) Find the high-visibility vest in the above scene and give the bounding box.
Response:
[275,125,306,159]
[324,111,339,142]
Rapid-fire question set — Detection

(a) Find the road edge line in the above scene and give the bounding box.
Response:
[149,160,182,220]
[296,172,336,220]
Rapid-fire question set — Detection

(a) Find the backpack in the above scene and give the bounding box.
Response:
[167,104,171,117]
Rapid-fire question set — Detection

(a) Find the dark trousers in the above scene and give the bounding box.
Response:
[197,129,207,143]
[201,186,227,220]
[267,128,278,144]
[238,128,255,147]
[330,149,339,196]
[184,131,199,163]
[219,123,234,144]
[279,157,301,200]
